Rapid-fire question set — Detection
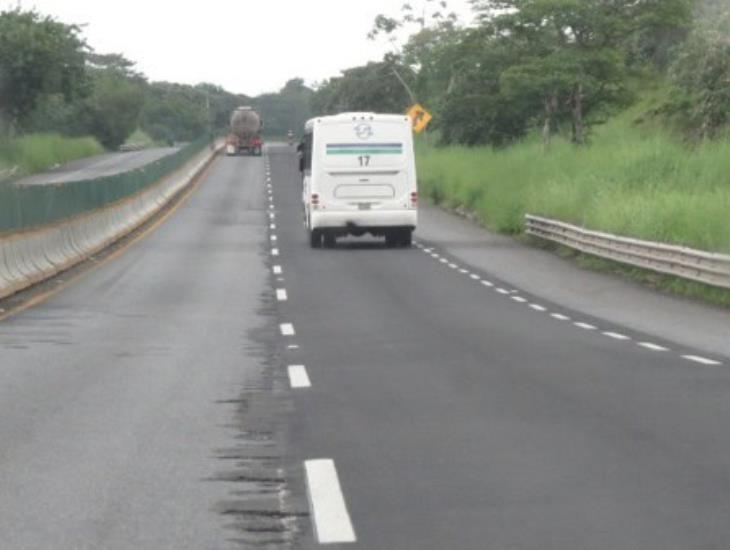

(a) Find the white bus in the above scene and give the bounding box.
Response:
[299,113,418,248]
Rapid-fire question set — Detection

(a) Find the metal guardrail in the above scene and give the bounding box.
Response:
[525,214,730,290]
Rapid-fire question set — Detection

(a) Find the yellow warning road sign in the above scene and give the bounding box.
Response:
[407,103,432,134]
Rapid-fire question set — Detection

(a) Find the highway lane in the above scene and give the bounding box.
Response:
[13,146,181,186]
[266,144,730,549]
[0,153,308,548]
[1,142,729,549]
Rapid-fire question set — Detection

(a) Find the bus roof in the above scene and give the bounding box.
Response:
[304,112,411,133]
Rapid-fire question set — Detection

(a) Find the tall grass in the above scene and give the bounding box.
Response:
[0,133,104,177]
[416,125,730,252]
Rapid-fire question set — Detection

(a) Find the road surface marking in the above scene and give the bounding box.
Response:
[273,265,282,275]
[272,248,279,256]
[682,355,722,366]
[551,313,571,321]
[304,459,357,544]
[269,212,275,219]
[511,296,527,303]
[481,280,494,287]
[496,288,510,295]
[276,289,288,301]
[574,322,597,330]
[448,263,458,269]
[280,323,295,336]
[470,274,481,280]
[287,344,300,350]
[271,235,278,241]
[638,342,669,352]
[530,304,547,312]
[459,268,469,274]
[270,223,276,230]
[288,365,311,388]
[439,258,448,264]
[603,331,630,341]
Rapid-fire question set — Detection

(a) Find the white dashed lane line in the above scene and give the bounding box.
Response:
[280,323,295,336]
[273,265,283,275]
[418,242,727,368]
[276,289,288,301]
[288,365,311,388]
[683,355,722,366]
[304,459,357,545]
[638,342,669,352]
[272,248,280,256]
[550,313,571,321]
[603,331,631,341]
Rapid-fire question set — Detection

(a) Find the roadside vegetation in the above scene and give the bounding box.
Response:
[0,134,103,177]
[0,8,314,178]
[308,0,729,303]
[416,119,730,253]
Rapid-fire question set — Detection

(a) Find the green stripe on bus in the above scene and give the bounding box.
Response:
[326,150,402,155]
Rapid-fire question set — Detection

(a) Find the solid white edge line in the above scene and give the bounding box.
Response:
[288,365,311,388]
[276,289,288,301]
[280,323,295,336]
[682,355,722,366]
[304,459,357,544]
[603,331,630,341]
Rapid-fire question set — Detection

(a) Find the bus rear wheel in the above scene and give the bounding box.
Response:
[309,229,322,248]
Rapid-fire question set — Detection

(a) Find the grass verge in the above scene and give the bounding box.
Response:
[0,133,104,177]
[416,110,730,306]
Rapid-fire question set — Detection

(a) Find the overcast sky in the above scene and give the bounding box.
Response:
[6,0,474,96]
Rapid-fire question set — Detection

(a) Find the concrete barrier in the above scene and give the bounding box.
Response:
[0,142,222,301]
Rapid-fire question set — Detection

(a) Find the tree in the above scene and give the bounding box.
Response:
[669,3,730,138]
[0,8,88,134]
[310,59,415,115]
[78,70,145,149]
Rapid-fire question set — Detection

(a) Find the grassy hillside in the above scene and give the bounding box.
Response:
[0,133,104,178]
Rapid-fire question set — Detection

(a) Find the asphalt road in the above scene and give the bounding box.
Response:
[13,146,181,186]
[1,144,729,549]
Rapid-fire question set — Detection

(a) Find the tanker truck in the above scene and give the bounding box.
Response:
[226,106,263,156]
